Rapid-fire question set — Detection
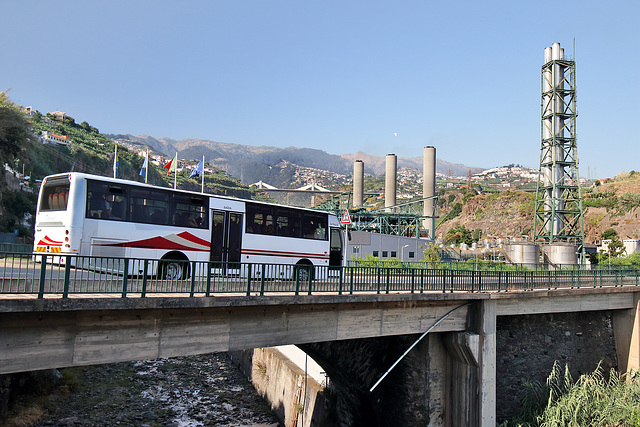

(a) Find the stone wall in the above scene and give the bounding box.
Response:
[496,311,618,421]
[230,348,330,427]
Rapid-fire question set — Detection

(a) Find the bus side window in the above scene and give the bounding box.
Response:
[149,208,166,224]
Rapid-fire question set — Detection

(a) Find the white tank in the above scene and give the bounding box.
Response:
[623,239,640,255]
[506,242,539,266]
[543,243,578,267]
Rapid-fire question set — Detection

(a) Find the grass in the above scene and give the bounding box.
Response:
[501,361,640,427]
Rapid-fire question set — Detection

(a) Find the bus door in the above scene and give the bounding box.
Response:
[210,210,243,273]
[329,227,344,268]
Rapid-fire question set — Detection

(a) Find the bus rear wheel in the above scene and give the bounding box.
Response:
[295,262,314,282]
[159,257,189,280]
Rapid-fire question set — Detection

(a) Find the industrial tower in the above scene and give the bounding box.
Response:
[533,42,585,255]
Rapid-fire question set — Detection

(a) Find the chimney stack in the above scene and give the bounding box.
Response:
[353,160,364,207]
[385,154,397,211]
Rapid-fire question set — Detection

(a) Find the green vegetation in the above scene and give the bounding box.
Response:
[445,225,473,245]
[0,93,260,236]
[501,361,640,426]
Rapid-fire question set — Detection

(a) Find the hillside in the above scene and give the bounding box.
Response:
[435,172,640,245]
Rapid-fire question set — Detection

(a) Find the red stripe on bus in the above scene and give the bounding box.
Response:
[99,236,209,252]
[176,231,210,247]
[241,248,329,259]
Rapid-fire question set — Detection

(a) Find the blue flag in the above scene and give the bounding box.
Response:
[139,156,148,179]
[189,158,203,178]
[113,146,119,178]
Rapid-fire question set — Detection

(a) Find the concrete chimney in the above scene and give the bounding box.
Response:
[385,154,397,211]
[353,160,364,207]
[423,146,436,238]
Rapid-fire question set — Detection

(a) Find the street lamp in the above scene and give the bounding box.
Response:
[401,244,409,263]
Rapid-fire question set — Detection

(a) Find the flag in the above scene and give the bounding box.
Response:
[189,158,203,178]
[113,145,119,178]
[139,156,148,179]
[164,153,177,176]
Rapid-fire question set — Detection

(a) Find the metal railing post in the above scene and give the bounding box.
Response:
[349,267,354,295]
[38,254,47,299]
[247,264,254,296]
[385,268,390,294]
[189,261,196,297]
[205,261,211,296]
[338,267,343,295]
[260,264,266,296]
[141,260,148,297]
[62,256,71,298]
[121,258,129,298]
[410,268,415,294]
[471,270,475,292]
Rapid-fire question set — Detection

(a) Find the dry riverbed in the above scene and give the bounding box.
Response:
[5,353,281,427]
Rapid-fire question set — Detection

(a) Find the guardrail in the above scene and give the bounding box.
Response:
[1,252,639,298]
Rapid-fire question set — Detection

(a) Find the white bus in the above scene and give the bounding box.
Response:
[33,172,344,279]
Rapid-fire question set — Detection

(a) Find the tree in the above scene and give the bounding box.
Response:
[0,91,37,164]
[423,243,441,263]
[600,229,625,262]
[601,228,618,241]
[446,225,473,245]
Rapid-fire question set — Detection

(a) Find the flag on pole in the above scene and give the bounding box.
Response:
[164,153,177,176]
[113,145,119,178]
[189,158,203,178]
[139,155,148,180]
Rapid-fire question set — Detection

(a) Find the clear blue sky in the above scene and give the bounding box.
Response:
[2,1,638,178]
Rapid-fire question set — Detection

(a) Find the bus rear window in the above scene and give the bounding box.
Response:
[39,178,70,211]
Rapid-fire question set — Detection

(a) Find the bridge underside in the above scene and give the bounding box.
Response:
[1,288,639,425]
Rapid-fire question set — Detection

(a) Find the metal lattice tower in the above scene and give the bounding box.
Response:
[533,42,585,253]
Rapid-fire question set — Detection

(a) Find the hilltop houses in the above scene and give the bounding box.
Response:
[40,131,71,147]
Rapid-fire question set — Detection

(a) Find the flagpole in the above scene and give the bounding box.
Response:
[145,148,149,183]
[113,145,117,178]
[174,154,177,189]
[201,155,205,193]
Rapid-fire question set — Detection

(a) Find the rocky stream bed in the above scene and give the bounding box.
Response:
[4,353,282,427]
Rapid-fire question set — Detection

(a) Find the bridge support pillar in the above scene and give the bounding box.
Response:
[444,300,496,426]
[613,292,640,373]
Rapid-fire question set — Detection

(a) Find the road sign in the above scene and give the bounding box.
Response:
[340,209,351,225]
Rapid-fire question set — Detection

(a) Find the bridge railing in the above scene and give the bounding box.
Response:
[1,252,639,298]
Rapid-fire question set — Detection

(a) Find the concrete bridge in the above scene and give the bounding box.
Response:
[2,284,639,426]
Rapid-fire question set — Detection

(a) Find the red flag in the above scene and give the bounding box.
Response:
[163,158,173,175]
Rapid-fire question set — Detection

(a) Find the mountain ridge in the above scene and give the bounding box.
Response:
[109,134,485,184]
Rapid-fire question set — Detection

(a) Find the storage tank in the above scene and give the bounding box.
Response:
[623,239,640,255]
[505,242,539,266]
[353,160,364,207]
[543,243,578,267]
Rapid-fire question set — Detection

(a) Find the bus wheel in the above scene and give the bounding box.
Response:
[160,257,189,280]
[295,262,314,282]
